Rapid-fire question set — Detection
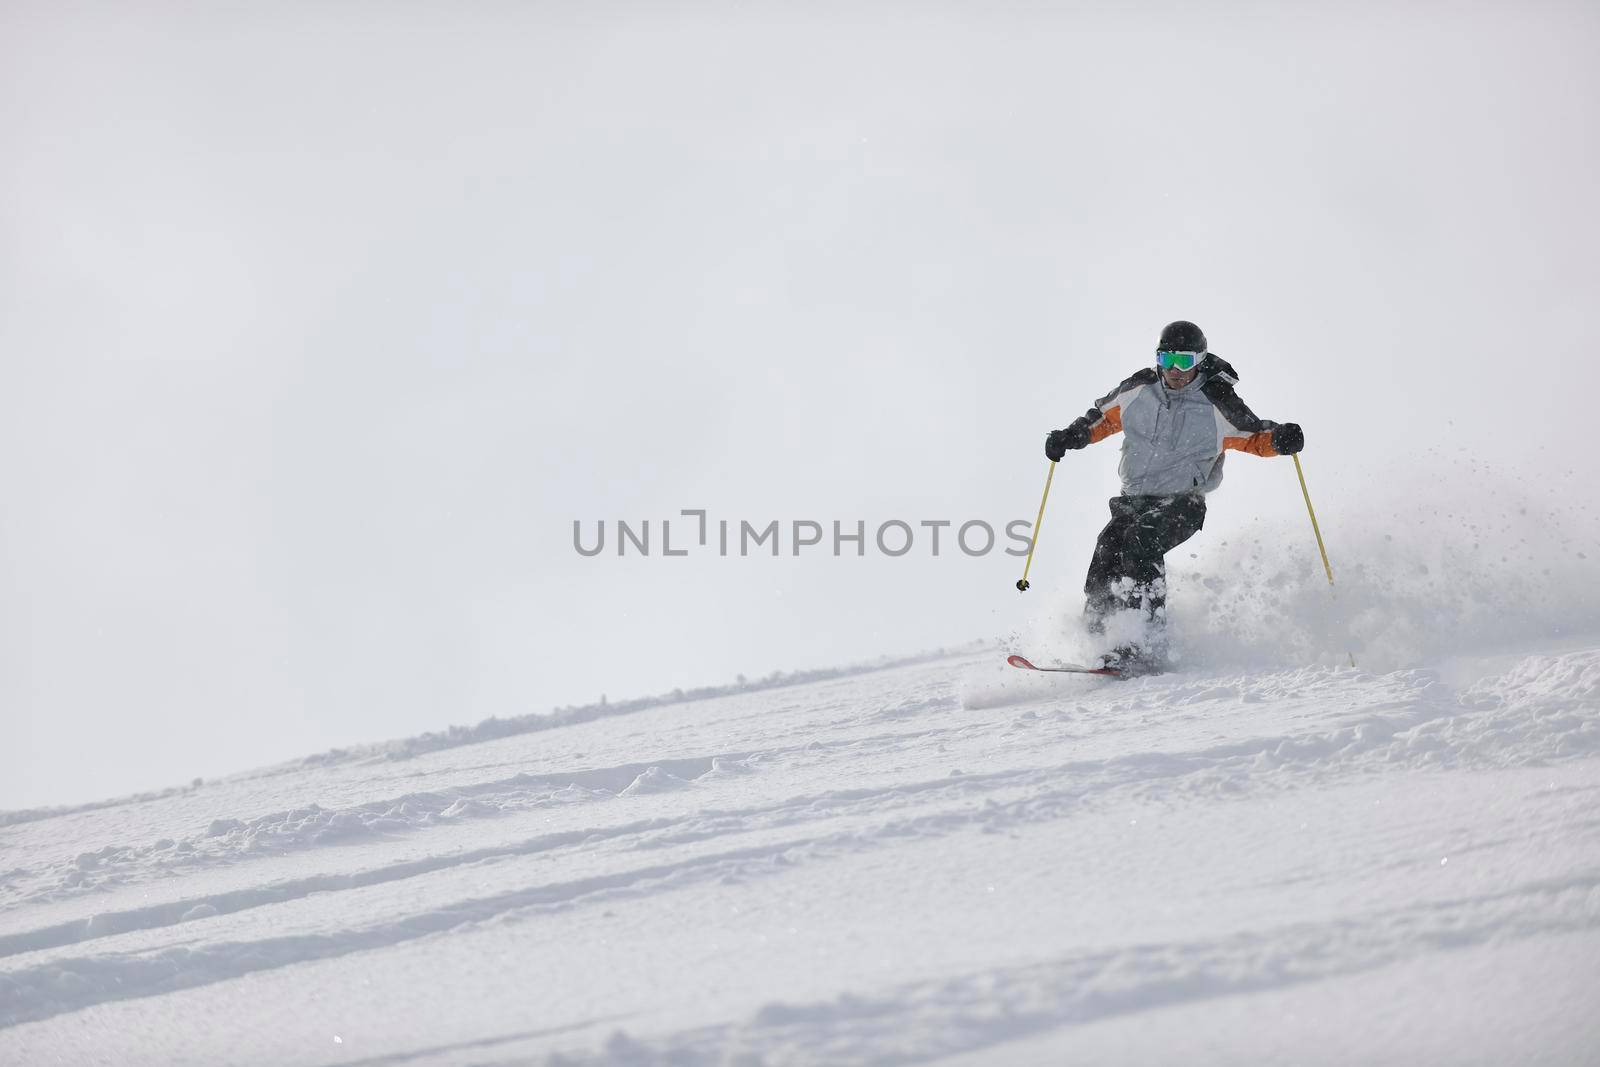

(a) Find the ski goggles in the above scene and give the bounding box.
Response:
[1156,350,1202,371]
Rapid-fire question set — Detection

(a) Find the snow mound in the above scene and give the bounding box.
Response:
[695,756,757,780]
[619,768,693,796]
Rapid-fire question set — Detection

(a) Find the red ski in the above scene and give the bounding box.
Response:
[1005,654,1122,678]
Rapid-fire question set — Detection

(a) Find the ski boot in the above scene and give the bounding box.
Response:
[1098,645,1167,678]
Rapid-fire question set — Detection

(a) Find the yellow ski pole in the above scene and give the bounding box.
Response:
[1016,461,1056,592]
[1292,453,1357,667]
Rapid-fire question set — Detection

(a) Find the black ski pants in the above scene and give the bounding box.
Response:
[1083,493,1207,628]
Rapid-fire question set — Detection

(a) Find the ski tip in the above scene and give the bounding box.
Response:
[1006,654,1039,671]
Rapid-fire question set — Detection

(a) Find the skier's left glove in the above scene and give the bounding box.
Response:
[1045,422,1091,461]
[1271,423,1304,455]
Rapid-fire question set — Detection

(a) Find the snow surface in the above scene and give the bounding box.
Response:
[4,612,1600,1064]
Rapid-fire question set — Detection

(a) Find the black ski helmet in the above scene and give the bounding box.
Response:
[1157,320,1207,354]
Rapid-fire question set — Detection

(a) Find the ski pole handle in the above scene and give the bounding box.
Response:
[1016,460,1056,592]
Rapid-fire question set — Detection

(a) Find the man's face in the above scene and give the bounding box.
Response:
[1161,364,1199,389]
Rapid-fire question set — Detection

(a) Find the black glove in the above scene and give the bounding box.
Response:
[1271,422,1304,455]
[1045,422,1091,461]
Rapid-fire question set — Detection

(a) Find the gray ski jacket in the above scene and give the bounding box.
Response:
[1068,355,1286,497]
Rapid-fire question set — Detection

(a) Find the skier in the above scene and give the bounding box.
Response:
[1043,321,1303,675]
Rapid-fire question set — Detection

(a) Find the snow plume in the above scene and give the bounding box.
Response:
[987,460,1600,682]
[1170,463,1600,673]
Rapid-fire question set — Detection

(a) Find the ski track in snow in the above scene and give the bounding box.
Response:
[539,871,1600,1067]
[1,648,1598,1062]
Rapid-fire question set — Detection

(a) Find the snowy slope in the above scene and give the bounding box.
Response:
[3,630,1600,1064]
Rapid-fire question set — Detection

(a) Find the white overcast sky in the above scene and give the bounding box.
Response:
[3,2,1597,809]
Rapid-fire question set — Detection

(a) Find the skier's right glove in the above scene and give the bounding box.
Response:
[1045,422,1092,461]
[1271,422,1305,455]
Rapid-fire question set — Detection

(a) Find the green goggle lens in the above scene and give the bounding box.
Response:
[1157,350,1200,371]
